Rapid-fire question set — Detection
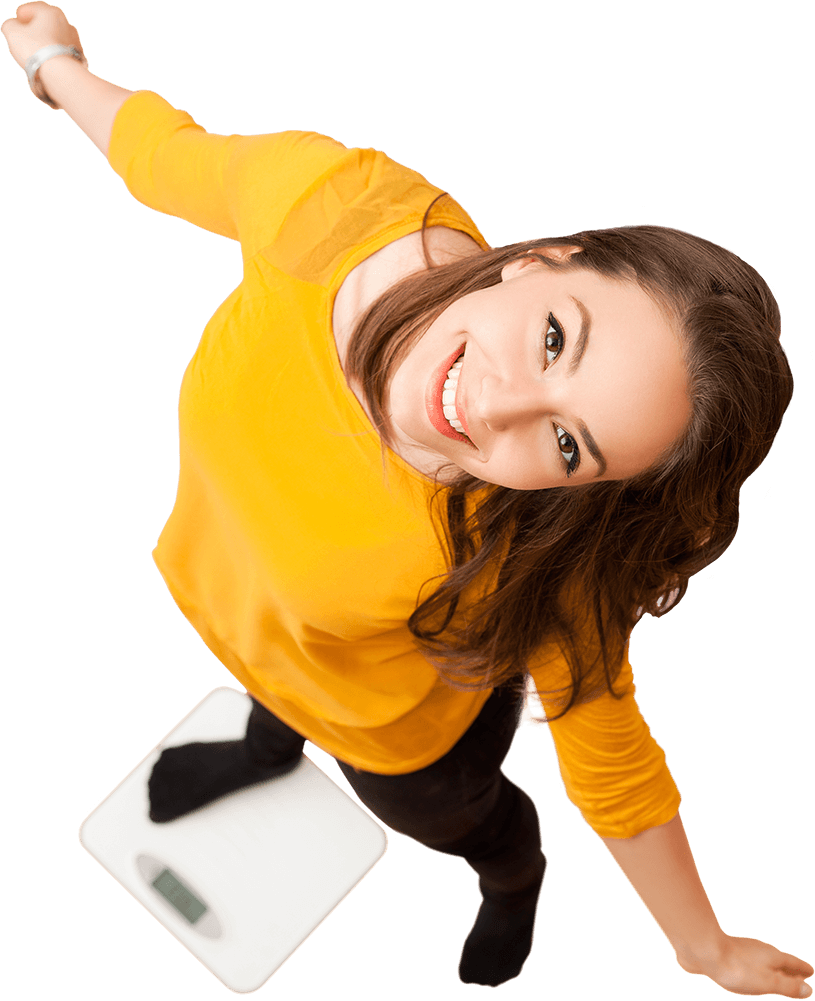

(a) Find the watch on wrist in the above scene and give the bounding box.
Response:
[25,44,88,109]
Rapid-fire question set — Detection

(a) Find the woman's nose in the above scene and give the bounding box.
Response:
[472,378,556,426]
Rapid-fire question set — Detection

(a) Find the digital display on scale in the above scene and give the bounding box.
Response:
[151,868,208,924]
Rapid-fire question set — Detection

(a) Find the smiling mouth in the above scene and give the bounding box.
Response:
[426,346,474,445]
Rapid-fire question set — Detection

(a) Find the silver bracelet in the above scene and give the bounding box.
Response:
[25,44,88,109]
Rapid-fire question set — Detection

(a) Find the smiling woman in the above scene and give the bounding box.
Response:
[345,219,793,711]
[384,250,691,488]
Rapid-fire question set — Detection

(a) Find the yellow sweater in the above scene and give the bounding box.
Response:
[108,91,681,839]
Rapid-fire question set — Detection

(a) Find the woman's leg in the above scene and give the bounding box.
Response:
[334,684,546,986]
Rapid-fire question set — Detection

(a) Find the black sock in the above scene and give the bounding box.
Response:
[148,739,301,823]
[458,852,546,986]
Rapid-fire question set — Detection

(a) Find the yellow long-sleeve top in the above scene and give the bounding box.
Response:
[107,91,681,839]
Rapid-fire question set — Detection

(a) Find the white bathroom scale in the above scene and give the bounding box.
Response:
[79,687,388,993]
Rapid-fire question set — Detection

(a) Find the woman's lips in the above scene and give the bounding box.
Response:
[426,344,469,442]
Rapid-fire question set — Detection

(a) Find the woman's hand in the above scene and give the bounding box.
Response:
[1,2,84,70]
[679,935,813,997]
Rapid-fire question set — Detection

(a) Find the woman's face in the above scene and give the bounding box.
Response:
[385,247,691,489]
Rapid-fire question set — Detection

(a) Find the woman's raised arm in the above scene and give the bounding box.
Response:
[2,2,134,158]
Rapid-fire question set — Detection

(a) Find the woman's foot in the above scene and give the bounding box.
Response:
[148,739,301,823]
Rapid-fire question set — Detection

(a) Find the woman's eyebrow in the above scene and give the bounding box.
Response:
[567,296,592,376]
[567,297,608,477]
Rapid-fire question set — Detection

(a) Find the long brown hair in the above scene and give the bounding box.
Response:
[345,212,794,722]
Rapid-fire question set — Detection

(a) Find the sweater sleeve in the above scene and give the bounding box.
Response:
[529,644,682,839]
[106,91,351,259]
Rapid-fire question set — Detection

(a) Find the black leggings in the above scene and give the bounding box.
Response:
[246,685,543,895]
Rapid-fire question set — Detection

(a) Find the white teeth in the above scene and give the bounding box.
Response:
[440,353,468,437]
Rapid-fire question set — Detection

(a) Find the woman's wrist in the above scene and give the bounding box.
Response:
[672,932,728,972]
[34,48,84,105]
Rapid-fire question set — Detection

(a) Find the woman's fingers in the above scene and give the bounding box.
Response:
[1,2,82,70]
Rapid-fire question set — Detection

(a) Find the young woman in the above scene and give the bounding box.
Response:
[4,3,811,997]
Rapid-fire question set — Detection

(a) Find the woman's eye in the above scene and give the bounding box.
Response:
[544,313,564,366]
[556,422,576,468]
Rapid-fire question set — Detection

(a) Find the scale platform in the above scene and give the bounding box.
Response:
[79,687,388,992]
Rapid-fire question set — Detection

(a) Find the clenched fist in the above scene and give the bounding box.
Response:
[1,2,85,70]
